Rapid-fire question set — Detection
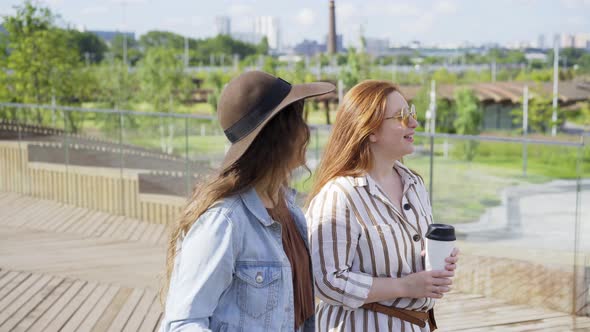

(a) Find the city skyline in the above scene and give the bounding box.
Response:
[1,0,589,49]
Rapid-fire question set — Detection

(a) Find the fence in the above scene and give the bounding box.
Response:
[0,102,588,316]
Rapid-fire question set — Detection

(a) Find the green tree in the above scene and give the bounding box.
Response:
[431,68,458,84]
[0,30,12,104]
[578,102,590,126]
[139,30,185,50]
[577,54,590,72]
[93,60,139,135]
[137,47,190,153]
[257,36,269,55]
[4,1,80,123]
[340,47,362,90]
[70,30,108,64]
[194,35,258,65]
[453,89,482,160]
[110,34,142,65]
[511,86,563,133]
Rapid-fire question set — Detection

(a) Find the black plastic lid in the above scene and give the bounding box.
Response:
[425,224,456,241]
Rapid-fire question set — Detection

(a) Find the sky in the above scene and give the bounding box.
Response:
[0,0,589,48]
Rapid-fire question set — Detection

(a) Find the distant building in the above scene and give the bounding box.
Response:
[560,34,575,48]
[215,16,231,36]
[293,39,325,56]
[537,34,545,49]
[232,32,263,45]
[89,30,135,46]
[254,16,280,50]
[364,37,389,56]
[524,51,547,62]
[324,34,343,53]
[573,33,590,49]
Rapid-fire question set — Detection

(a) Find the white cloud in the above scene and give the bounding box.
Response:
[229,4,254,17]
[109,0,147,4]
[561,0,590,7]
[416,13,435,32]
[296,8,316,26]
[434,0,457,14]
[383,3,420,17]
[81,6,108,15]
[567,15,587,26]
[41,0,65,6]
[338,2,358,21]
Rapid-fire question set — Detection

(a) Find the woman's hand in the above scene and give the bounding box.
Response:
[400,270,454,299]
[445,247,460,272]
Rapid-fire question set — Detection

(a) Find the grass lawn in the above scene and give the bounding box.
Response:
[293,137,589,224]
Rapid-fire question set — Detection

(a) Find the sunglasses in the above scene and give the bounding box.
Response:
[384,104,417,127]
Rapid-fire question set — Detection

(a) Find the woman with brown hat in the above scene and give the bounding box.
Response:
[306,80,459,331]
[159,71,335,332]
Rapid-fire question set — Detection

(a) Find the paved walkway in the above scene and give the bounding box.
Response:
[456,180,590,253]
[1,192,589,331]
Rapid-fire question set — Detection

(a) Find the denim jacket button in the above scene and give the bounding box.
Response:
[256,272,264,283]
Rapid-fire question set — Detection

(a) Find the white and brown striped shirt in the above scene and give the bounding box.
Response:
[306,161,435,332]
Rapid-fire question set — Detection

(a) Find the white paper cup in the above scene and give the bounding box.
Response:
[425,224,456,271]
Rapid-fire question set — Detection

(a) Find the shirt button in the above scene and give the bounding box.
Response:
[403,203,411,210]
[256,272,264,283]
[413,234,421,242]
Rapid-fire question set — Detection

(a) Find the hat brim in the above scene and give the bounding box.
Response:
[220,81,335,170]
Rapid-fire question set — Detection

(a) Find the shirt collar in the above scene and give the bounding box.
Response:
[239,186,296,227]
[394,160,419,186]
[351,161,419,196]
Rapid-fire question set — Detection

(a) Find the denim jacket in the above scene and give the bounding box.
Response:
[159,187,315,332]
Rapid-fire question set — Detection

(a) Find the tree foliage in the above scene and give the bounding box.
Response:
[454,89,482,160]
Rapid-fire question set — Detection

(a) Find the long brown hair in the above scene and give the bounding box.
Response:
[162,100,309,301]
[307,80,417,204]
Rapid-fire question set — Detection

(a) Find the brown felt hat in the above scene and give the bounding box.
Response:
[217,70,335,170]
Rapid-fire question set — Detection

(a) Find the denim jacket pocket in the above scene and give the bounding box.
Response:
[235,264,282,318]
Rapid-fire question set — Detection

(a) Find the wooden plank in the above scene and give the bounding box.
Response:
[0,270,20,290]
[31,204,71,230]
[41,205,80,231]
[138,294,164,332]
[64,208,93,234]
[11,278,74,332]
[75,285,120,332]
[101,216,126,239]
[75,211,109,236]
[0,274,52,326]
[122,289,157,332]
[27,280,86,331]
[106,288,144,332]
[130,220,151,242]
[54,207,90,233]
[90,287,133,332]
[0,275,63,331]
[43,281,98,331]
[56,209,92,235]
[60,283,109,332]
[83,212,111,237]
[11,201,58,228]
[0,272,35,308]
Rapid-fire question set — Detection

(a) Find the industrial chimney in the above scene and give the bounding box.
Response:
[328,0,337,54]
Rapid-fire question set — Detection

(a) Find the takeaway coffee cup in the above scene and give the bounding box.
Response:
[425,224,456,271]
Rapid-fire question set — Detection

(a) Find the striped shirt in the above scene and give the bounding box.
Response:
[306,161,435,332]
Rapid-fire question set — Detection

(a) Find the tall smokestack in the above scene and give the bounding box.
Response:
[328,0,337,54]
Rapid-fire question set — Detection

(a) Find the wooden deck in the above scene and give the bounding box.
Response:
[1,191,589,331]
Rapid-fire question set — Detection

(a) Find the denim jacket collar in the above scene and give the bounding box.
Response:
[239,186,297,227]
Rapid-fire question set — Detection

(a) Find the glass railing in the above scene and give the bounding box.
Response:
[0,102,588,316]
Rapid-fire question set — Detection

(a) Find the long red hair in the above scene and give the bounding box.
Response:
[307,80,407,203]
